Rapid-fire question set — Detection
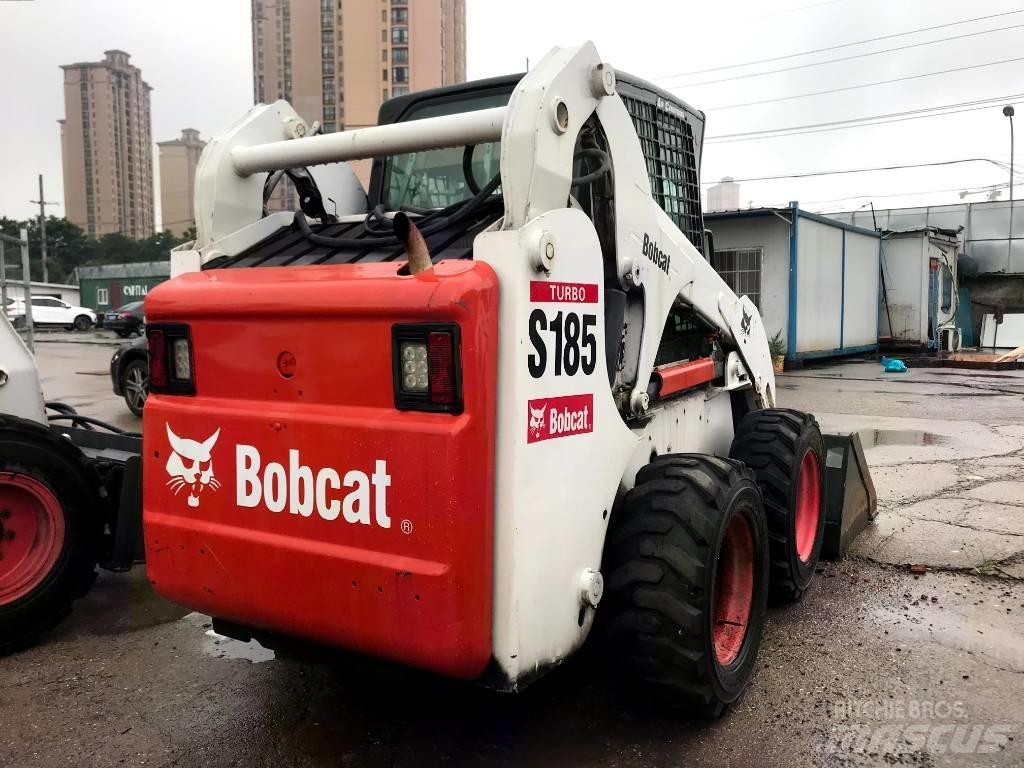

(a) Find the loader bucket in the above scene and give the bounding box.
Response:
[820,432,877,559]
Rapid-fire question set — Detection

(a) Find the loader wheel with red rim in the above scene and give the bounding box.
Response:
[602,455,769,718]
[730,408,826,602]
[0,415,103,653]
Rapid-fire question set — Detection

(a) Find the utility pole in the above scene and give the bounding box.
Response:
[29,174,59,284]
[1004,106,1015,272]
[20,227,33,351]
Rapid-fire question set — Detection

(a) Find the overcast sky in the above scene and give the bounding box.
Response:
[1,0,1022,227]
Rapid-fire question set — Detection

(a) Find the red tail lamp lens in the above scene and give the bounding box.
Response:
[148,329,167,388]
[428,331,454,404]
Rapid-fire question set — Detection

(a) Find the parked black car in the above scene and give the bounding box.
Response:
[110,336,149,416]
[104,301,145,338]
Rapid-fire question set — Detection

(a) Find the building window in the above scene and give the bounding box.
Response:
[391,27,408,44]
[97,288,109,306]
[391,8,408,24]
[711,248,762,309]
[392,66,408,84]
[392,46,408,64]
[392,85,409,96]
[383,87,389,100]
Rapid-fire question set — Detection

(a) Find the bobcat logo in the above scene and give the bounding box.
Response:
[165,425,221,508]
[529,405,547,439]
[740,307,752,336]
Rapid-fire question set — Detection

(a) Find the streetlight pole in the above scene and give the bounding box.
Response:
[1004,106,1015,271]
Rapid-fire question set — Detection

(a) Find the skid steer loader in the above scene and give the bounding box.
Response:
[0,41,837,716]
[138,42,828,715]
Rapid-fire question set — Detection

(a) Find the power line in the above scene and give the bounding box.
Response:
[699,158,1023,185]
[707,93,1024,139]
[703,56,1024,111]
[654,9,1024,79]
[705,95,1024,144]
[804,182,1009,206]
[672,24,1024,88]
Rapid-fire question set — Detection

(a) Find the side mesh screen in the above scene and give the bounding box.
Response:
[621,94,704,256]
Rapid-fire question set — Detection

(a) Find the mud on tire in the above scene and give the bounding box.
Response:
[602,455,769,718]
[0,416,103,653]
[730,408,826,602]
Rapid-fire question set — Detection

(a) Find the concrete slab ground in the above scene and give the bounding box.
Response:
[1,348,1023,767]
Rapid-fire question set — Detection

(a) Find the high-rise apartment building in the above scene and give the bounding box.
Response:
[60,50,155,239]
[251,0,466,191]
[157,129,206,237]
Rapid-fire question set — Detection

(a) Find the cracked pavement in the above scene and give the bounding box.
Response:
[1,348,1022,768]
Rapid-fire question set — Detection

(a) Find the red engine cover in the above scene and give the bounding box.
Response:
[143,260,498,680]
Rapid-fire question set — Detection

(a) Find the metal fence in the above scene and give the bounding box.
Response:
[0,229,36,351]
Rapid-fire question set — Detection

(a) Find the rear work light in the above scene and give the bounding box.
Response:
[146,324,196,395]
[392,323,462,413]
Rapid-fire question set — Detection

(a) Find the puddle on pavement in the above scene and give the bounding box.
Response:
[203,629,276,663]
[858,429,950,448]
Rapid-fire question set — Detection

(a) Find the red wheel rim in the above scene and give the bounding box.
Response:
[794,449,821,563]
[712,513,754,667]
[0,473,66,606]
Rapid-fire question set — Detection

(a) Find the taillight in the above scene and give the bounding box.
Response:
[427,332,455,405]
[146,324,195,395]
[148,329,167,388]
[392,324,462,413]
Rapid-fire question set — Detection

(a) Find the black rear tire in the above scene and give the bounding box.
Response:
[730,408,826,602]
[602,455,769,718]
[0,416,103,653]
[73,315,92,331]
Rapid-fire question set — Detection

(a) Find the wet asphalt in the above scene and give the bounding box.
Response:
[2,341,1023,767]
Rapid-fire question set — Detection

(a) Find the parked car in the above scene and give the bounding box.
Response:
[103,301,146,337]
[5,296,96,330]
[110,336,149,416]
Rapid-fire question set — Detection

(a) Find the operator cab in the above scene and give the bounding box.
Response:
[205,72,708,271]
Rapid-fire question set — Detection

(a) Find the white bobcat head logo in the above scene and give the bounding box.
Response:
[529,405,546,438]
[165,425,221,508]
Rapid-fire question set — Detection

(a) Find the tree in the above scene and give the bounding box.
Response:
[0,216,189,283]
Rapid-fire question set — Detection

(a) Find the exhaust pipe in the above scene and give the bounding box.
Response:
[393,212,432,275]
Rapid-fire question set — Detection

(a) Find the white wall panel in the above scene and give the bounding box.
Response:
[795,218,842,354]
[843,231,881,348]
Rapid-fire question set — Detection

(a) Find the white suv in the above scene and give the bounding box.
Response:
[5,296,96,331]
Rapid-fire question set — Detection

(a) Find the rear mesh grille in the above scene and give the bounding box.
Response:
[621,95,704,255]
[207,212,498,270]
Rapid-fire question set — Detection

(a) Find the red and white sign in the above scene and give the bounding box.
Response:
[526,393,594,443]
[529,281,598,304]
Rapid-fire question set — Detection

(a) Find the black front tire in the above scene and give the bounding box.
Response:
[0,416,103,653]
[73,315,92,331]
[730,408,826,602]
[602,455,769,717]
